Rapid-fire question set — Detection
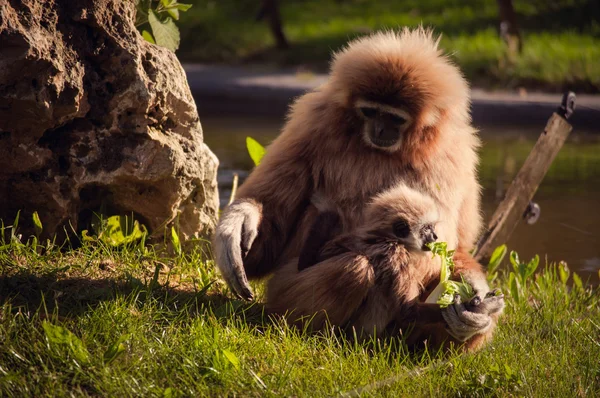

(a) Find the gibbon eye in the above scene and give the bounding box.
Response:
[359,107,377,118]
[390,114,407,125]
[392,219,410,238]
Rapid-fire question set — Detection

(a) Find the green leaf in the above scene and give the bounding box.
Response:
[246,137,266,166]
[509,272,520,303]
[81,230,96,242]
[32,211,43,236]
[524,255,539,280]
[10,210,20,241]
[424,242,474,307]
[99,215,147,247]
[572,273,583,292]
[509,251,520,273]
[163,387,177,398]
[142,30,156,44]
[175,3,192,11]
[171,226,182,256]
[43,321,89,363]
[148,9,180,51]
[166,7,179,20]
[558,261,570,285]
[222,349,240,370]
[103,334,129,364]
[487,244,507,274]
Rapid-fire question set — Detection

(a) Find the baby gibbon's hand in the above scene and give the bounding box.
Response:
[442,291,505,342]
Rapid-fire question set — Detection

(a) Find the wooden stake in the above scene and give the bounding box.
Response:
[474,93,575,265]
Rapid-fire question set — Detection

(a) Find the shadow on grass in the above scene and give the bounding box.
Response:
[0,271,268,327]
[0,270,449,357]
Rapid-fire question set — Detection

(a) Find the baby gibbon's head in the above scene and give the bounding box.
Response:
[362,183,439,252]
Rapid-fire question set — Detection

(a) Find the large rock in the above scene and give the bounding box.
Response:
[0,0,219,241]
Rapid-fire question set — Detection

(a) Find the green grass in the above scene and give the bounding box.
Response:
[1,227,599,396]
[176,0,600,92]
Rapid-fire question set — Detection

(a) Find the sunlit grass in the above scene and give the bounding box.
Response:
[0,224,599,396]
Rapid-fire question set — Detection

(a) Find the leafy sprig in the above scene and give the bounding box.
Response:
[425,242,475,307]
[136,0,192,51]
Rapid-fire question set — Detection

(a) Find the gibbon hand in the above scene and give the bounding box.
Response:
[442,290,505,341]
[214,200,260,300]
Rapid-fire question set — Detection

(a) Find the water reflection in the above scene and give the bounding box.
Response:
[201,114,600,280]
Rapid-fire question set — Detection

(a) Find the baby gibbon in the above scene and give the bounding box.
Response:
[267,183,504,350]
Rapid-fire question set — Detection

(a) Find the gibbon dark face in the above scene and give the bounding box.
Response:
[392,217,437,252]
[356,99,413,150]
[419,224,438,251]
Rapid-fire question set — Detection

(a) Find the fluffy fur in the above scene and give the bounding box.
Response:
[267,184,504,350]
[267,183,441,333]
[213,28,500,350]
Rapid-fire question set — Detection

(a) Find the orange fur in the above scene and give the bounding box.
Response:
[233,29,481,270]
[268,184,439,338]
[267,251,375,331]
[215,28,496,350]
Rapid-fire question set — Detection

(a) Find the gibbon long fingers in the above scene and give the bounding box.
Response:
[214,201,260,300]
[442,295,493,341]
[469,293,506,316]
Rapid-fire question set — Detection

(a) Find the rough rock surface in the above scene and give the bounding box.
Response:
[0,0,219,241]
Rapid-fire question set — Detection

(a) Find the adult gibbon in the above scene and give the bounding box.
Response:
[267,184,504,350]
[214,28,502,347]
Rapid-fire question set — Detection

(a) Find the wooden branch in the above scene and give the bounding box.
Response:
[474,93,575,264]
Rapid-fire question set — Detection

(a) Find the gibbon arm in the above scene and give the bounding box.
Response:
[214,134,313,300]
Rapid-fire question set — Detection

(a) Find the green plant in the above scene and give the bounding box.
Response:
[136,0,192,51]
[424,242,475,307]
[83,214,148,248]
[507,250,539,303]
[462,363,524,395]
[486,244,507,284]
[42,321,91,365]
[170,226,182,257]
[246,136,266,166]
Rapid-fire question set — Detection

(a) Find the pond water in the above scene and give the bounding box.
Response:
[200,114,600,282]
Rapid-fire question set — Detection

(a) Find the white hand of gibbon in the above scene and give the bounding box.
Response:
[213,200,260,300]
[442,289,505,342]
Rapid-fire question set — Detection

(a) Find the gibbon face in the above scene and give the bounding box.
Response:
[392,217,437,252]
[355,99,413,151]
[328,28,471,155]
[362,183,440,252]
